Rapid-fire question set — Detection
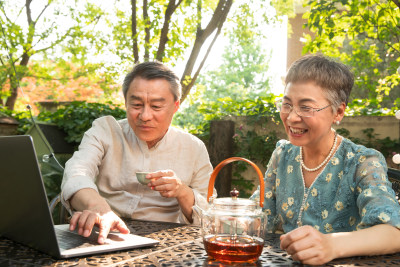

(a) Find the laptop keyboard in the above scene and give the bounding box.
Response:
[55,228,99,250]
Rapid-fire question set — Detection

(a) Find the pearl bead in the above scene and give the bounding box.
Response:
[393,154,400,165]
[395,110,400,120]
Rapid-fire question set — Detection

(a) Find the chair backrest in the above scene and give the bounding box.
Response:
[388,168,400,202]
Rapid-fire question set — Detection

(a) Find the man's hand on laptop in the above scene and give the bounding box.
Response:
[69,189,130,244]
[69,210,130,244]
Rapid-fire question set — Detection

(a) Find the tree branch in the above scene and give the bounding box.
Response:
[131,0,139,63]
[32,27,75,54]
[182,22,223,101]
[156,0,183,61]
[33,0,51,25]
[180,0,232,102]
[391,0,400,8]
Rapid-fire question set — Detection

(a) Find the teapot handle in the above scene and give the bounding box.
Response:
[207,157,265,207]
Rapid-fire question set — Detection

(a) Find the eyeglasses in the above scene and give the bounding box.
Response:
[275,99,331,118]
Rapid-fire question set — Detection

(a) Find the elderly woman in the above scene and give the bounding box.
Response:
[252,54,400,265]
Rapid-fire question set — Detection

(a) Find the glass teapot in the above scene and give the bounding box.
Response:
[200,157,266,263]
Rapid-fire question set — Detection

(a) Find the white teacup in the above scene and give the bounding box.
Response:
[136,172,151,185]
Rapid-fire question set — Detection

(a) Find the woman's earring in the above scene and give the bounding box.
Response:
[335,121,340,125]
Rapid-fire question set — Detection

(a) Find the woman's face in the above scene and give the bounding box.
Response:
[280,81,343,149]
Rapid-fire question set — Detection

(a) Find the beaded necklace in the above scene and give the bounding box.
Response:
[299,132,338,172]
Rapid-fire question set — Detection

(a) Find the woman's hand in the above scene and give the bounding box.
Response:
[280,225,335,265]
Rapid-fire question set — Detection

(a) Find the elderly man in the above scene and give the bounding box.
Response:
[61,61,213,244]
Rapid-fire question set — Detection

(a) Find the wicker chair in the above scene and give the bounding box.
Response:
[50,194,69,224]
[388,168,400,202]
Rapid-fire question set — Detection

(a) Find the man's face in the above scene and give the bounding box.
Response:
[125,77,179,148]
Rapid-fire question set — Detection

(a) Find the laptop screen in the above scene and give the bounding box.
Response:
[0,135,61,257]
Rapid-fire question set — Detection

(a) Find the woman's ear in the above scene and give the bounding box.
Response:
[334,102,346,124]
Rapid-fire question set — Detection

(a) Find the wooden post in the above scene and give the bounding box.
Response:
[209,120,234,197]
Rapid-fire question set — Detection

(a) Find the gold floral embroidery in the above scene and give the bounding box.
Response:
[304,202,310,211]
[338,171,343,179]
[288,197,294,206]
[324,223,333,233]
[273,169,278,175]
[314,225,320,231]
[361,208,367,216]
[326,173,332,183]
[347,152,354,159]
[311,188,318,197]
[363,189,372,197]
[286,210,293,219]
[356,222,366,230]
[379,185,388,192]
[335,201,344,211]
[331,157,339,165]
[359,156,366,163]
[381,174,386,181]
[378,212,390,223]
[276,179,280,187]
[265,209,271,216]
[350,186,354,192]
[349,216,356,226]
[267,172,272,178]
[295,154,301,162]
[357,187,362,193]
[373,161,381,168]
[322,210,328,219]
[282,202,288,211]
[287,165,293,174]
[266,191,273,199]
[360,169,367,176]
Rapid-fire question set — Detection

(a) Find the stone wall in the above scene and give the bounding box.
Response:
[0,117,19,136]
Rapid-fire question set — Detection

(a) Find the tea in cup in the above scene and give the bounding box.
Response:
[136,172,151,185]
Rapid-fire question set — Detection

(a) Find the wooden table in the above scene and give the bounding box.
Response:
[1,219,400,266]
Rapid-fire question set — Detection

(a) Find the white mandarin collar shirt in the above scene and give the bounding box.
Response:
[61,116,213,224]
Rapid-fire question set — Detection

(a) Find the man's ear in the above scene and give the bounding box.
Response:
[174,101,180,113]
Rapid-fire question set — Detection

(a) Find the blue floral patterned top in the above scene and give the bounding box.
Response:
[251,137,400,234]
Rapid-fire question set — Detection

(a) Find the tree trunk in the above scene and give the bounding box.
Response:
[209,120,234,197]
[5,45,31,111]
[143,0,150,61]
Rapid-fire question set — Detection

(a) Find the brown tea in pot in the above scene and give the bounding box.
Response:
[204,234,263,262]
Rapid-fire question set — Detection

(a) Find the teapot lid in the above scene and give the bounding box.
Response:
[211,188,258,211]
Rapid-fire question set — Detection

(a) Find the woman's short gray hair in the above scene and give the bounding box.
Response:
[122,61,182,101]
[285,54,354,111]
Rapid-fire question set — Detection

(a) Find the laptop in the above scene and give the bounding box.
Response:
[0,135,159,258]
